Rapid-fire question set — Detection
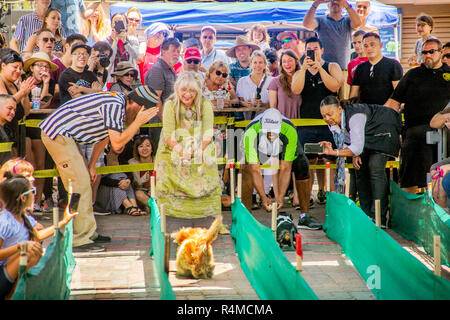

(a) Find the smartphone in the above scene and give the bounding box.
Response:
[304,143,324,154]
[69,193,81,212]
[114,20,126,33]
[307,49,315,61]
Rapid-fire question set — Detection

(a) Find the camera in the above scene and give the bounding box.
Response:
[98,53,110,68]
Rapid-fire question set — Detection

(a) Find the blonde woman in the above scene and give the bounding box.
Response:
[247,24,271,52]
[81,2,111,46]
[154,71,222,220]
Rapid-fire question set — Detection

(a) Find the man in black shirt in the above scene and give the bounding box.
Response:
[350,32,403,105]
[386,38,450,193]
[59,43,102,104]
[292,37,343,204]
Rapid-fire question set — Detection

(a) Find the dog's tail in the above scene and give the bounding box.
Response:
[205,216,223,244]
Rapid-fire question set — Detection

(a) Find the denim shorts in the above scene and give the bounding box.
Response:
[298,126,337,161]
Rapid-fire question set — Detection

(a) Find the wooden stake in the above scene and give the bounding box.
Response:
[375,199,381,228]
[53,206,59,231]
[389,163,394,180]
[345,169,350,198]
[160,204,166,234]
[237,173,242,199]
[434,235,441,277]
[271,202,277,239]
[150,175,156,199]
[164,234,170,274]
[230,164,235,203]
[326,163,331,192]
[428,182,432,196]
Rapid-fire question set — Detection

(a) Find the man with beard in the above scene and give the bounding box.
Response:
[39,87,159,252]
[385,38,450,193]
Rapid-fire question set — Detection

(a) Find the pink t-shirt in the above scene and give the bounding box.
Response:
[347,56,369,85]
[267,76,301,120]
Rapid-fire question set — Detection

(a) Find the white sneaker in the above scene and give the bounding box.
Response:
[93,211,112,216]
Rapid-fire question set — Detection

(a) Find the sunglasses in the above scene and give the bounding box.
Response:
[421,49,439,55]
[20,186,36,198]
[42,37,56,43]
[215,70,228,78]
[186,59,200,64]
[443,53,450,59]
[123,72,137,78]
[280,38,293,45]
[2,52,23,64]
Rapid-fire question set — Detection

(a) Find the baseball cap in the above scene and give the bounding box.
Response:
[261,108,282,134]
[184,47,202,61]
[71,42,91,55]
[128,86,159,109]
[276,31,299,41]
[145,22,170,40]
[201,26,217,36]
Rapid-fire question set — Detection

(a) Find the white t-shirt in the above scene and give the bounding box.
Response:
[236,74,273,120]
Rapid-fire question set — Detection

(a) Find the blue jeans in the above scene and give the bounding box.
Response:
[355,150,389,223]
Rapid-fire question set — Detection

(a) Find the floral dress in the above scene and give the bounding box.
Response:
[154,98,222,218]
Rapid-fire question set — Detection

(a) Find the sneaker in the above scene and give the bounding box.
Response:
[297,214,322,230]
[317,190,327,204]
[91,234,111,243]
[93,204,111,216]
[42,200,54,213]
[73,243,105,253]
[309,198,315,209]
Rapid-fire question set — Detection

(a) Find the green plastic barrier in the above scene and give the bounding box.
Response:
[148,198,176,300]
[324,192,450,300]
[11,221,76,300]
[231,199,318,300]
[390,180,450,267]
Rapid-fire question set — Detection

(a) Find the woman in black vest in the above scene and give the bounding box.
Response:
[318,96,401,228]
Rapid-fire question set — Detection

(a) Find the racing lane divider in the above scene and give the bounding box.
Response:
[231,198,318,300]
[324,192,450,300]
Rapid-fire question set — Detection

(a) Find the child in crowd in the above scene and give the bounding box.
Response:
[0,175,77,299]
[128,135,154,213]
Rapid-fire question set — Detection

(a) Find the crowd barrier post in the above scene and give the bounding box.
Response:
[230,163,235,203]
[150,172,156,198]
[271,203,277,239]
[52,177,58,231]
[326,163,331,192]
[389,163,394,180]
[237,172,242,200]
[375,199,381,228]
[295,233,303,272]
[434,235,441,277]
[344,170,350,198]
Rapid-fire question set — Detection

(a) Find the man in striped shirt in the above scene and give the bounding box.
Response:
[40,87,159,252]
[10,0,50,52]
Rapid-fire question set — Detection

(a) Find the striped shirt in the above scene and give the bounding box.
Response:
[39,92,127,144]
[13,12,43,52]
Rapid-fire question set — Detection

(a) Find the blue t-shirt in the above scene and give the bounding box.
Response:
[0,210,37,266]
[50,0,86,36]
[315,15,352,70]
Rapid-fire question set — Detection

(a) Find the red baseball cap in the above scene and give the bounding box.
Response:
[184,47,202,61]
[276,31,299,41]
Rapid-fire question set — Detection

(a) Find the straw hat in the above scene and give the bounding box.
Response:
[24,51,59,72]
[111,61,138,77]
[226,36,260,58]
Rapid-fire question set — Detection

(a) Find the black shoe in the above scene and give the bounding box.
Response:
[309,198,315,209]
[73,243,105,252]
[298,214,322,230]
[317,190,327,204]
[91,234,111,243]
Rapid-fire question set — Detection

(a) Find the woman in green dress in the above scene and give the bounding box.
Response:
[155,71,222,219]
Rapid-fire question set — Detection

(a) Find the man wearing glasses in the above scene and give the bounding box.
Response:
[183,47,204,80]
[58,43,102,104]
[200,26,230,70]
[443,42,450,66]
[385,38,450,194]
[277,31,306,62]
[350,32,403,105]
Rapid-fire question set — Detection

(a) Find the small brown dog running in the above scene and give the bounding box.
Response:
[171,216,223,279]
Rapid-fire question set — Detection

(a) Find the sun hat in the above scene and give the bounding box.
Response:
[145,22,170,40]
[24,51,59,72]
[128,85,159,109]
[226,36,260,58]
[111,61,138,77]
[261,108,283,134]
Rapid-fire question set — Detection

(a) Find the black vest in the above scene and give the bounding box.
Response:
[344,104,402,157]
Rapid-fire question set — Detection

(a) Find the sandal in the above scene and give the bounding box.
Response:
[125,206,143,216]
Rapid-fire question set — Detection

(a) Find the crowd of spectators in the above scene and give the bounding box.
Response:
[0,0,448,255]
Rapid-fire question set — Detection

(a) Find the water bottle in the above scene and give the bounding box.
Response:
[31,87,41,110]
[216,89,224,110]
